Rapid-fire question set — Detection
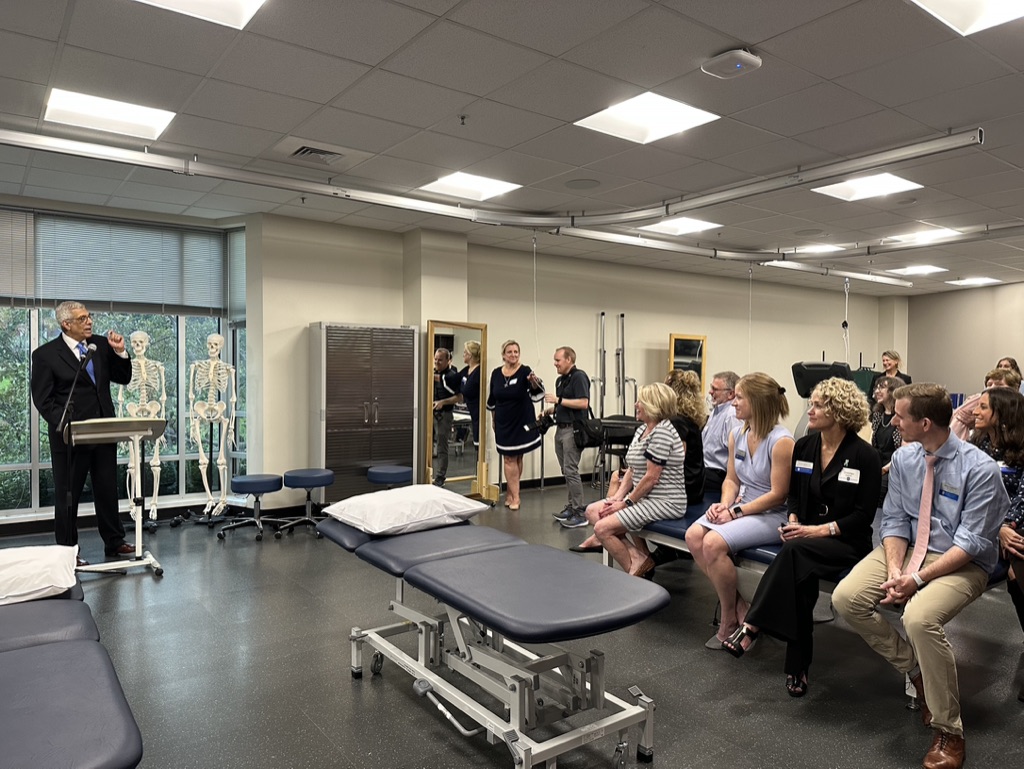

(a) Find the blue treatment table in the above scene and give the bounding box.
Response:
[317,518,670,768]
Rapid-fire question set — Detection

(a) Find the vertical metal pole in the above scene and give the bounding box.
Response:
[617,313,626,413]
[598,312,606,419]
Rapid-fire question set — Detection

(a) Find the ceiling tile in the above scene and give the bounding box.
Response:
[267,204,344,223]
[895,75,1024,132]
[384,131,501,169]
[248,0,434,65]
[485,186,576,212]
[647,161,751,194]
[158,114,281,157]
[0,0,69,40]
[969,17,1024,71]
[590,181,686,208]
[56,46,201,110]
[796,111,937,157]
[902,151,1009,186]
[0,77,45,119]
[758,0,952,80]
[0,32,57,85]
[292,108,419,154]
[584,145,699,181]
[562,5,737,88]
[934,171,1024,199]
[25,167,122,195]
[22,186,110,206]
[383,21,549,96]
[331,71,475,129]
[211,35,370,104]
[0,163,25,184]
[449,0,646,56]
[184,80,320,134]
[658,0,857,44]
[454,151,575,187]
[189,194,279,214]
[30,153,134,180]
[66,0,236,76]
[531,168,634,197]
[515,124,633,168]
[430,99,563,149]
[487,59,641,123]
[732,83,881,137]
[106,197,187,215]
[208,182,297,204]
[344,155,448,190]
[716,139,836,177]
[111,181,206,206]
[654,118,778,161]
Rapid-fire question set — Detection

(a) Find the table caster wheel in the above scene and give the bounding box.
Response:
[370,652,384,675]
[170,518,181,528]
[274,530,282,539]
[146,523,157,534]
[217,531,225,540]
[255,532,263,541]
[154,568,164,577]
[207,521,215,529]
[351,669,363,679]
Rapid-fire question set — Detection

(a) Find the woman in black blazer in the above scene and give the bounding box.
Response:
[869,349,911,393]
[722,378,881,697]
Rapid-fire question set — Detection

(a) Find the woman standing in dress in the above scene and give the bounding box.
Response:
[722,378,880,698]
[459,340,482,447]
[486,339,543,510]
[686,372,794,648]
[871,375,903,505]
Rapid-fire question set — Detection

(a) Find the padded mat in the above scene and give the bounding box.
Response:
[0,600,99,653]
[355,525,525,576]
[405,544,670,644]
[316,518,374,552]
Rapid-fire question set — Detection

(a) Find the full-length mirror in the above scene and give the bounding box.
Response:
[425,320,498,502]
[668,334,707,391]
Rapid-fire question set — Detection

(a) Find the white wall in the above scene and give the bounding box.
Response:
[909,283,1024,393]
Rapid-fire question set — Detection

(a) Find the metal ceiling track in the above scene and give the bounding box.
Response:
[0,126,986,288]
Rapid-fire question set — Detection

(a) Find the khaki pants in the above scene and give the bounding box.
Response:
[833,546,989,736]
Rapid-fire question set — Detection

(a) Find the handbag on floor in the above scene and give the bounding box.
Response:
[572,409,603,449]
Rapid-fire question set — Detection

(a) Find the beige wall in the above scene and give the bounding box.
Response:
[909,283,1024,393]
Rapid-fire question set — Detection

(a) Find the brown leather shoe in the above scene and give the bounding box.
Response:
[922,730,965,769]
[910,672,932,727]
[106,543,136,557]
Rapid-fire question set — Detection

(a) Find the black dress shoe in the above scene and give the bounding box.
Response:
[75,556,90,567]
[106,543,136,557]
[569,544,604,553]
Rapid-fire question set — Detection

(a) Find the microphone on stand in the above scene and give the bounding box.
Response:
[58,343,98,443]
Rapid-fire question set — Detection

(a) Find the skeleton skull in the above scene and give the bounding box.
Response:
[207,333,224,359]
[130,330,150,357]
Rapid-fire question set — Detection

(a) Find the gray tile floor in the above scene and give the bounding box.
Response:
[4,485,1024,769]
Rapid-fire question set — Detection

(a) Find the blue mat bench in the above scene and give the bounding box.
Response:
[317,517,670,768]
[0,599,142,769]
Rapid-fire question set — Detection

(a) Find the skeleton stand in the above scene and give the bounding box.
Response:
[186,346,236,527]
[118,352,166,532]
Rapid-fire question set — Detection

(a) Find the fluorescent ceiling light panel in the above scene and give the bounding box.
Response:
[419,172,521,202]
[574,92,719,144]
[793,244,844,253]
[892,227,959,244]
[130,0,267,28]
[639,216,720,236]
[811,173,922,202]
[945,277,1001,286]
[908,1,1024,35]
[44,89,175,140]
[887,265,948,276]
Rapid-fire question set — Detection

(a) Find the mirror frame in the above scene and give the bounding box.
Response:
[668,334,707,391]
[425,320,499,503]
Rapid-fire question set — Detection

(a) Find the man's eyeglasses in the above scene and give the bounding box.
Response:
[69,314,92,324]
[709,387,732,393]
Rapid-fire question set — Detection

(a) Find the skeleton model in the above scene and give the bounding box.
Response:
[117,331,167,522]
[188,333,236,517]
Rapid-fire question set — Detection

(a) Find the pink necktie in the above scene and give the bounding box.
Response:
[905,454,937,574]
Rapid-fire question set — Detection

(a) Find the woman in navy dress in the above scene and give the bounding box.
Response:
[487,339,543,510]
[459,340,482,446]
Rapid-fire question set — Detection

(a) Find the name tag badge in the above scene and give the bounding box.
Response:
[795,460,813,475]
[508,377,518,385]
[838,468,861,484]
[939,482,960,501]
[734,449,746,461]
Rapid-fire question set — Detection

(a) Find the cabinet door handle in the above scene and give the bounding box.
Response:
[363,402,370,424]
[372,401,379,424]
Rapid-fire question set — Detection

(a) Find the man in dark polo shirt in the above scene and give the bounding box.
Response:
[431,348,461,486]
[544,346,591,527]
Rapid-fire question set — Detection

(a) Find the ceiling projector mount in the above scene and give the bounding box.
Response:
[701,49,762,79]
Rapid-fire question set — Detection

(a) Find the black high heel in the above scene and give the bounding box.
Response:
[722,625,759,658]
[786,672,809,697]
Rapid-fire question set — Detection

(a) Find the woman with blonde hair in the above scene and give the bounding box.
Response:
[581,382,687,577]
[686,372,795,649]
[664,369,707,502]
[486,340,544,510]
[869,350,911,392]
[722,378,880,698]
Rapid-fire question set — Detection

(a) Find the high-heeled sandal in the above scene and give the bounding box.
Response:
[786,672,809,698]
[722,625,760,658]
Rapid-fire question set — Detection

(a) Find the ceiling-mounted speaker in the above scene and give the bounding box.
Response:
[701,49,762,79]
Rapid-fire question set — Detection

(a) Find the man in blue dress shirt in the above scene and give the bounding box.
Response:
[834,383,1007,769]
[701,370,741,495]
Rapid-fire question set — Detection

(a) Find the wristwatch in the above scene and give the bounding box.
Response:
[624,497,634,507]
[731,504,743,517]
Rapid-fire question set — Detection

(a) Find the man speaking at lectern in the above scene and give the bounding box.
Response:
[31,301,133,566]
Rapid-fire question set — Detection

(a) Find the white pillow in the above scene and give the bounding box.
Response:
[0,544,79,606]
[324,484,488,535]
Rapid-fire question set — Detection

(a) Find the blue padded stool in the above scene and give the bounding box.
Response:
[276,468,335,539]
[218,474,287,541]
[367,465,413,488]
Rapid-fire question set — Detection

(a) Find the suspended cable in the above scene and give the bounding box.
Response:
[842,278,851,363]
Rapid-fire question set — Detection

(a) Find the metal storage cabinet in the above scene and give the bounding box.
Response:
[309,322,418,501]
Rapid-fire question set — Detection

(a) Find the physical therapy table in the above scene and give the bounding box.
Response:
[318,518,670,768]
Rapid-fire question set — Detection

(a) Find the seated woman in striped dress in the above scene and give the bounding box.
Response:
[585,382,687,578]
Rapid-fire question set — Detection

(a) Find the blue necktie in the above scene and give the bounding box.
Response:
[76,342,96,385]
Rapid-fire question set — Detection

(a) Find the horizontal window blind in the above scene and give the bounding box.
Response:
[34,215,225,310]
[228,229,245,321]
[0,210,34,299]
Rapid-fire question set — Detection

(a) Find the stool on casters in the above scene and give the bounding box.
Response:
[367,465,413,489]
[218,474,287,541]
[275,468,335,539]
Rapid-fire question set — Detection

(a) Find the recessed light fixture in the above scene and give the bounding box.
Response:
[130,0,267,29]
[945,277,1001,287]
[892,227,959,244]
[792,244,844,254]
[886,265,948,276]
[811,173,922,202]
[44,88,175,139]
[419,172,521,202]
[574,92,720,145]
[639,216,720,236]
[908,0,1024,36]
[564,178,601,190]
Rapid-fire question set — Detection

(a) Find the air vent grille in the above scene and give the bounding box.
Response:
[290,146,344,165]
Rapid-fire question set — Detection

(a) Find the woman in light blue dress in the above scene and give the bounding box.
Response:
[686,372,794,649]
